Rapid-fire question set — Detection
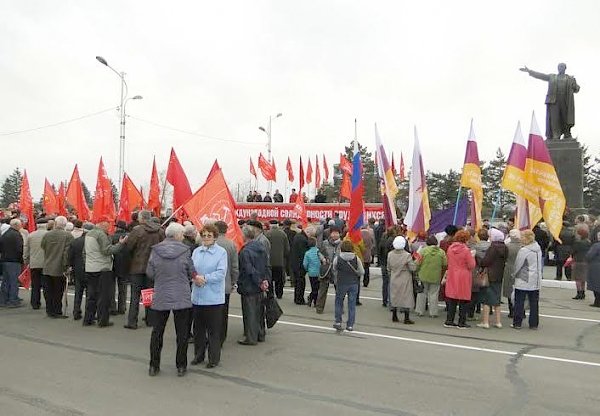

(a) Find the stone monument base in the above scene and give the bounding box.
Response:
[546,139,584,210]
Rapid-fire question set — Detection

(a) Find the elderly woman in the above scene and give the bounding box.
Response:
[512,230,543,330]
[571,227,592,300]
[503,229,522,318]
[387,236,417,324]
[444,230,476,329]
[190,224,227,369]
[467,228,490,320]
[477,228,508,329]
[146,222,195,377]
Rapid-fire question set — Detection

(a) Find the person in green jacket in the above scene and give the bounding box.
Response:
[415,235,447,318]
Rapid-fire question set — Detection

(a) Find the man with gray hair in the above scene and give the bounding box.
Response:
[41,216,73,317]
[24,218,50,310]
[0,218,25,307]
[125,210,165,329]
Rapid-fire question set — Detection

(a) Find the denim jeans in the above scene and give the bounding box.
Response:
[335,282,359,328]
[513,289,539,328]
[0,262,22,305]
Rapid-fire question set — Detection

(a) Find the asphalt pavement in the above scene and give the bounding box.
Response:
[1,266,599,416]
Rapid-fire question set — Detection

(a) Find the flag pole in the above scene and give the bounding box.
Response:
[452,187,463,225]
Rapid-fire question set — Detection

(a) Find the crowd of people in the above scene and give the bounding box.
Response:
[245,188,328,203]
[1,207,600,376]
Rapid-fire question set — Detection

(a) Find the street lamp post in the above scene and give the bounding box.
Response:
[95,56,142,188]
[259,112,282,163]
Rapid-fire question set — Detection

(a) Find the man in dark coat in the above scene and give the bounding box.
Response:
[290,226,313,305]
[272,190,284,203]
[125,210,165,329]
[282,219,297,286]
[110,221,130,315]
[0,219,25,307]
[266,220,290,299]
[41,216,73,317]
[237,225,270,345]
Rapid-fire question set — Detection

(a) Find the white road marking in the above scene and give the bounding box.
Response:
[228,314,600,368]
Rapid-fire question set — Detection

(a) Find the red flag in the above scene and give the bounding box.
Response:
[66,165,91,221]
[306,159,313,184]
[293,195,308,228]
[91,157,116,224]
[299,157,305,191]
[286,157,294,182]
[117,173,144,223]
[315,155,321,188]
[399,152,406,181]
[166,148,193,212]
[250,157,257,179]
[18,170,35,232]
[339,153,352,175]
[57,182,67,216]
[147,157,161,218]
[18,266,31,289]
[183,166,244,250]
[340,172,351,201]
[258,153,276,181]
[323,154,329,181]
[42,178,59,216]
[207,160,220,180]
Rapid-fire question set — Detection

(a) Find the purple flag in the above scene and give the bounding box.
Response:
[428,197,468,234]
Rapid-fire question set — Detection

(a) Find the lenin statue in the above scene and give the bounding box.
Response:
[520,63,580,140]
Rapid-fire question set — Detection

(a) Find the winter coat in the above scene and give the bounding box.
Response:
[290,231,310,274]
[445,242,476,301]
[387,249,416,309]
[266,227,290,268]
[68,235,86,279]
[84,228,121,273]
[111,229,130,277]
[191,244,227,306]
[332,252,364,286]
[237,240,270,295]
[502,241,522,297]
[554,226,575,261]
[378,235,395,268]
[319,238,341,281]
[41,229,73,276]
[480,241,508,283]
[24,226,47,269]
[146,238,194,311]
[0,227,24,264]
[513,242,543,291]
[416,245,447,284]
[586,242,600,292]
[572,238,592,282]
[216,236,239,294]
[126,222,165,275]
[303,247,322,277]
[361,228,375,263]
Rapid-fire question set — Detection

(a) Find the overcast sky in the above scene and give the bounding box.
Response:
[1,0,598,200]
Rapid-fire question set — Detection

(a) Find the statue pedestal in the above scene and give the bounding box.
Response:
[546,139,584,210]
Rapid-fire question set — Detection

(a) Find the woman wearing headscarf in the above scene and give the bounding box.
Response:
[444,230,476,328]
[571,226,592,300]
[387,236,416,324]
[477,228,508,329]
[503,229,522,318]
[512,230,543,329]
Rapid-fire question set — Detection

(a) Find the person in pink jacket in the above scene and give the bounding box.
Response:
[443,230,476,329]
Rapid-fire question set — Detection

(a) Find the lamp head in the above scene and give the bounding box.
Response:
[258,126,266,132]
[132,95,143,100]
[276,113,283,118]
[96,56,108,66]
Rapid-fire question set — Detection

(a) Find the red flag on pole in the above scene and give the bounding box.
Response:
[117,173,145,223]
[250,157,257,179]
[315,155,321,188]
[18,170,36,232]
[147,157,161,218]
[258,153,276,181]
[207,160,221,181]
[43,178,59,216]
[57,182,67,216]
[340,172,351,201]
[293,195,308,228]
[306,159,313,184]
[91,157,116,225]
[183,166,244,250]
[323,154,329,182]
[339,153,352,175]
[166,148,193,214]
[66,165,91,221]
[299,157,305,191]
[286,157,294,182]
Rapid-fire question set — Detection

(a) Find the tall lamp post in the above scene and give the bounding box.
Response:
[95,55,142,188]
[258,112,283,163]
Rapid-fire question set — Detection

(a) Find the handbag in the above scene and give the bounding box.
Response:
[412,276,424,294]
[474,267,489,288]
[263,296,283,328]
[564,255,574,268]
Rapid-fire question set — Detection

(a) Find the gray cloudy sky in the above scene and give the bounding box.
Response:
[1,0,598,200]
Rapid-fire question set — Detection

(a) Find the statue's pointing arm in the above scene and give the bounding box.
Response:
[520,66,550,81]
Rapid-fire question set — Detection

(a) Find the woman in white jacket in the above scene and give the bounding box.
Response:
[511,230,543,330]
